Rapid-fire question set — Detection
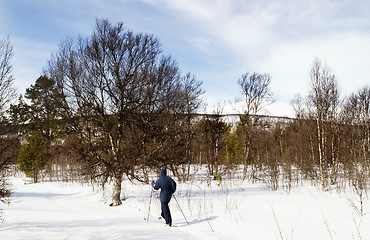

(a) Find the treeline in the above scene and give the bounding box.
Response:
[192,60,370,197]
[1,19,370,208]
[192,60,370,200]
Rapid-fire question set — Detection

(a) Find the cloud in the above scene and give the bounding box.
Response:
[4,0,370,115]
[254,32,370,102]
[152,0,370,109]
[154,0,370,56]
[156,0,274,53]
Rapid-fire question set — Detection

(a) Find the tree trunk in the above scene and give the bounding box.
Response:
[242,145,250,181]
[317,118,327,190]
[111,174,123,206]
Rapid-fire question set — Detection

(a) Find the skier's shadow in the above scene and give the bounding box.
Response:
[178,216,217,227]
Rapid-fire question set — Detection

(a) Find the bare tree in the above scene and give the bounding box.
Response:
[237,72,273,180]
[195,113,230,180]
[0,36,16,119]
[174,73,204,181]
[308,58,340,189]
[238,72,273,116]
[342,86,370,204]
[0,36,18,219]
[351,87,370,164]
[0,36,17,170]
[47,19,202,206]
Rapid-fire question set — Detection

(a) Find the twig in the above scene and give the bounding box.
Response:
[321,210,333,240]
[352,214,363,240]
[269,202,284,240]
[202,189,214,232]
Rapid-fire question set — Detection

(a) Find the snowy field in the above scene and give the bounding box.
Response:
[1,171,370,240]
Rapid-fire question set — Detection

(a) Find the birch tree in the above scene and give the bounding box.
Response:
[237,72,273,180]
[47,19,202,206]
[308,58,340,189]
[0,36,17,218]
[0,36,17,168]
[0,36,16,118]
[343,87,370,198]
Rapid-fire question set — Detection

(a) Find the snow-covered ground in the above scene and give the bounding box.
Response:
[1,171,369,240]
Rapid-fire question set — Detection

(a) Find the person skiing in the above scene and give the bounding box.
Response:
[151,168,176,226]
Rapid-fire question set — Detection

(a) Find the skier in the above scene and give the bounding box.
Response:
[151,168,176,226]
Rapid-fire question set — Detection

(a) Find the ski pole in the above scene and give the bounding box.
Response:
[147,186,153,222]
[173,195,188,224]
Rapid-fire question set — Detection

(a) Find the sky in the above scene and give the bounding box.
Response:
[1,0,370,116]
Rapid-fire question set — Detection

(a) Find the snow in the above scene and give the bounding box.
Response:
[1,172,369,240]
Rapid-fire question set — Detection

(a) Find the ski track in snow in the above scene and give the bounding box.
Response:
[1,175,370,240]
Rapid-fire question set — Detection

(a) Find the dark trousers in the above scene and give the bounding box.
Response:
[161,202,172,226]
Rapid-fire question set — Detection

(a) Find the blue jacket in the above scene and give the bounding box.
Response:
[152,168,176,203]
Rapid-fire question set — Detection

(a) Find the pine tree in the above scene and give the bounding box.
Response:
[18,132,47,183]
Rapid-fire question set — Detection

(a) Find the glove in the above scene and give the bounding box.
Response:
[151,180,155,187]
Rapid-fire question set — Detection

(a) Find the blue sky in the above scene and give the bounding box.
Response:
[1,0,370,115]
